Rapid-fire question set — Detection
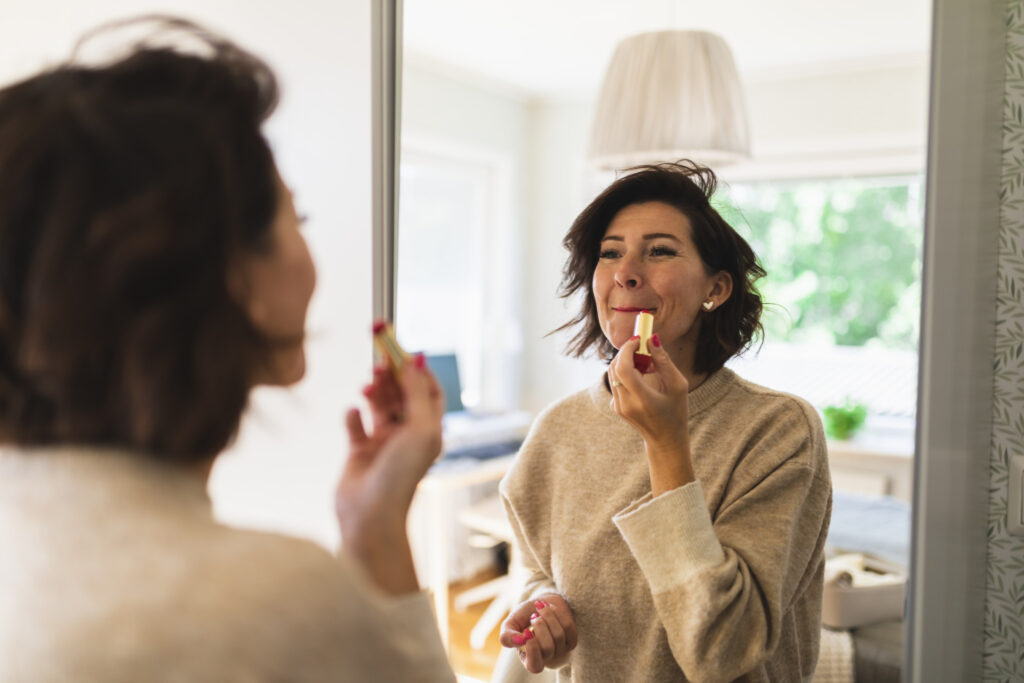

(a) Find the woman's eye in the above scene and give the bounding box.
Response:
[599,248,621,259]
[650,245,677,257]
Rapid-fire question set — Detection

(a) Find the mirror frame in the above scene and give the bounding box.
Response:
[372,0,401,322]
[377,0,1009,678]
[908,0,1005,679]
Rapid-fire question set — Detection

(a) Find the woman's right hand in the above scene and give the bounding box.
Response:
[499,594,578,673]
[334,355,444,593]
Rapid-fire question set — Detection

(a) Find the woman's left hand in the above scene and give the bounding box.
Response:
[608,335,696,494]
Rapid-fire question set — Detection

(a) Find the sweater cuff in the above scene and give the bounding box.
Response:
[612,481,725,594]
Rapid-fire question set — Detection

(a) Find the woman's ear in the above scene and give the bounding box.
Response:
[226,259,264,328]
[708,271,733,307]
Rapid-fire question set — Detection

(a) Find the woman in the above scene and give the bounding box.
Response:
[0,17,455,682]
[499,162,831,682]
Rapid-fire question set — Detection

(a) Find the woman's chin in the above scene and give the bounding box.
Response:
[604,330,635,351]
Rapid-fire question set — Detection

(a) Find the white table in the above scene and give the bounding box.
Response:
[410,453,517,651]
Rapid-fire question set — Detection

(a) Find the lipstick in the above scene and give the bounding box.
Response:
[372,320,410,376]
[633,311,654,373]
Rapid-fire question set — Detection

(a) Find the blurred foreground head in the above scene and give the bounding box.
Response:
[0,16,287,462]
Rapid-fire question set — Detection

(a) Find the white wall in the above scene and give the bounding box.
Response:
[1,0,374,550]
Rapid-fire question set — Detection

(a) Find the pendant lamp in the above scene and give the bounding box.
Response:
[588,30,751,171]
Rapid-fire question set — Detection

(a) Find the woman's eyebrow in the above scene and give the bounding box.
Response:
[600,232,682,242]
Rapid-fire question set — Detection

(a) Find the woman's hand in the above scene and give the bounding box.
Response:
[608,335,696,495]
[335,356,444,594]
[499,595,577,673]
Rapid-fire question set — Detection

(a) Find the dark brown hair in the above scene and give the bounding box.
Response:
[0,17,281,462]
[556,160,765,375]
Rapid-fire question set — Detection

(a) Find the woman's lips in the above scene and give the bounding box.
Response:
[613,307,654,313]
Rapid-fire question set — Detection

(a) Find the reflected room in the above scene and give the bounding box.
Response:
[397,1,929,681]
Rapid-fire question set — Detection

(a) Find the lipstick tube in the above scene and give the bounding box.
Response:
[633,311,654,373]
[372,320,410,376]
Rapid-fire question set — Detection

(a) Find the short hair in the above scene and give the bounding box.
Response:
[0,17,281,462]
[556,161,765,375]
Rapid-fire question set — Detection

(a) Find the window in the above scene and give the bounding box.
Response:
[395,145,519,412]
[720,176,923,437]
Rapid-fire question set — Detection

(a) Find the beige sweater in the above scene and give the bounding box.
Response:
[0,445,455,683]
[500,368,831,683]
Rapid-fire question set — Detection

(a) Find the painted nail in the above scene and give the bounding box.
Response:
[524,628,535,641]
[414,353,426,369]
[512,634,526,646]
[530,614,541,623]
[629,335,640,341]
[652,333,661,348]
[534,600,547,609]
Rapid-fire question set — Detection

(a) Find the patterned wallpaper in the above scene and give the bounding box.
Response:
[985,0,1024,678]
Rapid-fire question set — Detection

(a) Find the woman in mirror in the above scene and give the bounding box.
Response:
[0,17,455,682]
[499,162,831,681]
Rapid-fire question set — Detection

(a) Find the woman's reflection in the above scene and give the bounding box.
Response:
[498,161,831,681]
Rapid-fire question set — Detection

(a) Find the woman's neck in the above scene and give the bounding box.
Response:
[666,341,706,392]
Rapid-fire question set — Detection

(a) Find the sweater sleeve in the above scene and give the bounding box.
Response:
[612,436,830,682]
[500,488,561,603]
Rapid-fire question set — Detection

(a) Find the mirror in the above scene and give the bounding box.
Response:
[390,1,1001,680]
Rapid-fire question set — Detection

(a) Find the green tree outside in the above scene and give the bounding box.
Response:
[715,177,924,351]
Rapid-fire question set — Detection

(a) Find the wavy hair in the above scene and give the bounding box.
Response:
[555,161,765,375]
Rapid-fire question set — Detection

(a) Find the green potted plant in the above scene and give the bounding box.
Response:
[823,399,868,441]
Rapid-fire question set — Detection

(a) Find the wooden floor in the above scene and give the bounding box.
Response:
[447,568,505,682]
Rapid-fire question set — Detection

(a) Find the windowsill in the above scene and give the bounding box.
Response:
[826,416,915,502]
[827,433,914,460]
[825,415,915,460]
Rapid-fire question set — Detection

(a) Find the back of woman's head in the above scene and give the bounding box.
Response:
[0,17,281,462]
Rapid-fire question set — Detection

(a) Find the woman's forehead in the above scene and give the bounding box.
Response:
[602,201,691,239]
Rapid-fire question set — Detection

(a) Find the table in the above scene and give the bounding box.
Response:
[410,453,517,651]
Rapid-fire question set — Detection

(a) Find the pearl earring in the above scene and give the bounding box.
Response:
[702,301,714,311]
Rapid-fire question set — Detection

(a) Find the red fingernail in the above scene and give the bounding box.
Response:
[414,353,426,369]
[530,612,539,620]
[534,600,547,609]
[512,634,526,646]
[524,629,535,641]
[629,335,640,341]
[652,333,661,348]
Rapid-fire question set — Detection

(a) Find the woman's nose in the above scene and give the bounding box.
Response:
[613,258,642,289]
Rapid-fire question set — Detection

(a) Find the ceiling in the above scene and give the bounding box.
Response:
[403,0,932,98]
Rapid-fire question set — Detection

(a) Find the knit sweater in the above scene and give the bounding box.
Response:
[499,368,831,683]
[0,445,455,683]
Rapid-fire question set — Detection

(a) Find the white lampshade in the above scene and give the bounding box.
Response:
[588,30,751,171]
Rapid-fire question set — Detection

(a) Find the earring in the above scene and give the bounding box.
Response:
[702,301,714,311]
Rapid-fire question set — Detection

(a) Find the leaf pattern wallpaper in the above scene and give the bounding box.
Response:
[986,0,1024,678]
